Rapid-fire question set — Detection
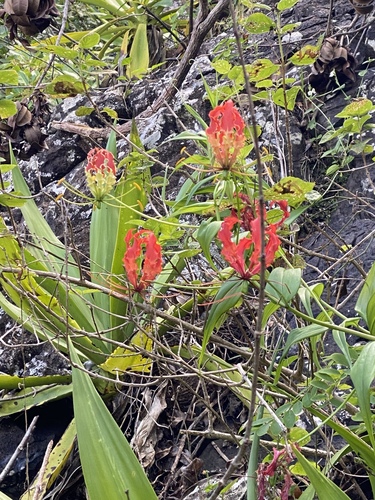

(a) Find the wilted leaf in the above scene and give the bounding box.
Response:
[100,331,153,374]
[247,58,279,82]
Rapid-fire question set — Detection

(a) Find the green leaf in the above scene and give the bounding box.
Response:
[0,69,19,85]
[280,22,301,34]
[211,59,232,75]
[289,426,310,446]
[292,445,351,499]
[310,406,375,480]
[41,45,79,59]
[355,260,375,325]
[277,0,300,10]
[367,294,375,334]
[128,23,149,78]
[0,163,16,174]
[201,277,247,365]
[351,342,375,449]
[245,13,275,34]
[75,106,95,116]
[102,106,118,119]
[0,385,72,417]
[298,283,324,317]
[0,100,17,119]
[70,339,157,500]
[79,0,125,15]
[0,191,28,207]
[196,220,221,269]
[272,86,300,110]
[265,267,301,306]
[0,374,70,390]
[261,301,280,329]
[108,125,150,340]
[282,323,328,359]
[79,32,101,49]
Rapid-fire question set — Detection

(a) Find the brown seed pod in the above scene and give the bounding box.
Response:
[348,0,374,15]
[4,0,28,16]
[309,37,356,92]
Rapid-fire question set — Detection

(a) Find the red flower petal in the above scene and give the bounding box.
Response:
[86,148,116,175]
[206,100,245,169]
[123,229,162,292]
[218,216,252,278]
[140,231,162,286]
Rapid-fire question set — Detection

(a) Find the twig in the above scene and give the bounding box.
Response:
[0,416,39,484]
[181,430,330,458]
[32,440,54,500]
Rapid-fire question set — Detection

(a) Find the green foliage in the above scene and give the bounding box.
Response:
[70,339,157,500]
[1,3,375,499]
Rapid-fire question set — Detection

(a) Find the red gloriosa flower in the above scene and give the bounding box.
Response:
[218,198,289,278]
[123,229,162,293]
[85,148,116,202]
[86,148,116,176]
[206,100,245,169]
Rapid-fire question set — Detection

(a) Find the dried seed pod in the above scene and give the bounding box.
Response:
[309,37,356,92]
[4,0,28,16]
[27,0,40,17]
[349,0,374,15]
[0,0,58,40]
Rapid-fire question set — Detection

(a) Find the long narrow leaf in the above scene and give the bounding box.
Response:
[351,342,375,450]
[355,260,375,324]
[70,339,157,500]
[292,445,351,499]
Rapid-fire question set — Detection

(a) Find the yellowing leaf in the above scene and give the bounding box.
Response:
[289,45,319,66]
[264,176,315,207]
[336,98,375,118]
[101,331,153,374]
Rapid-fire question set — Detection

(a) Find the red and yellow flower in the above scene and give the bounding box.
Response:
[123,229,162,293]
[206,100,246,169]
[85,148,116,202]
